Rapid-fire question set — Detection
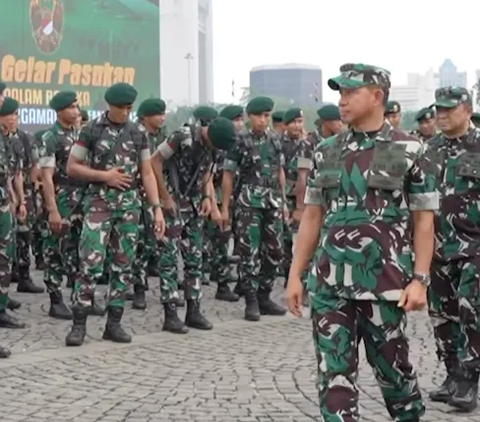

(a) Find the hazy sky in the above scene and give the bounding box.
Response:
[212,0,480,104]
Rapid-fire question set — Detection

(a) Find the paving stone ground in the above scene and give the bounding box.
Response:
[0,269,478,422]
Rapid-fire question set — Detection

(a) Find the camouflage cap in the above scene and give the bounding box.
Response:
[434,87,472,109]
[328,63,391,91]
[385,101,401,115]
[415,107,435,122]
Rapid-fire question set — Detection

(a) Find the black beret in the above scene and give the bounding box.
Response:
[385,101,401,115]
[283,107,303,124]
[246,96,274,115]
[193,105,218,123]
[317,105,340,121]
[49,91,77,111]
[137,98,166,118]
[219,105,244,120]
[207,117,237,151]
[104,83,137,106]
[0,97,19,116]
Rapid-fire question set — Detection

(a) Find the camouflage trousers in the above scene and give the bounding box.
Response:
[32,187,44,262]
[428,258,480,370]
[158,212,181,303]
[42,213,82,294]
[0,202,14,312]
[235,206,283,292]
[73,207,140,309]
[16,193,35,269]
[132,206,158,287]
[309,288,424,421]
[203,215,231,284]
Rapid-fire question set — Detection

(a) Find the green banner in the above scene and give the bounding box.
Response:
[0,0,160,131]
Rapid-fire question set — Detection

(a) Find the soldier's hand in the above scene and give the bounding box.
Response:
[398,279,427,312]
[48,210,63,235]
[199,197,211,217]
[283,204,290,221]
[292,209,303,223]
[286,274,304,317]
[17,203,27,222]
[153,207,166,240]
[105,167,132,191]
[162,196,177,214]
[210,208,222,228]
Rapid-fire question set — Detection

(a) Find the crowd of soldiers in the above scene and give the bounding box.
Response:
[1,61,480,421]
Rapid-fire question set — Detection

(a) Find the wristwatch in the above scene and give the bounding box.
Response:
[152,203,162,210]
[413,272,431,287]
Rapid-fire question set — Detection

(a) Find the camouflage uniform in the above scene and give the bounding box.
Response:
[32,130,47,269]
[304,64,439,421]
[224,126,286,319]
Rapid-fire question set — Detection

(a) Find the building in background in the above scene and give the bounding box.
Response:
[160,0,214,106]
[390,68,439,111]
[249,64,323,106]
[435,59,467,88]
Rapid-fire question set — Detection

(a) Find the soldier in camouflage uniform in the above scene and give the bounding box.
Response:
[151,106,227,333]
[222,96,287,321]
[65,83,165,346]
[39,91,104,320]
[8,106,44,294]
[287,63,439,422]
[271,111,285,135]
[425,87,480,411]
[0,92,28,339]
[472,112,480,128]
[307,104,343,145]
[385,100,402,129]
[410,107,437,142]
[280,107,314,283]
[130,98,167,310]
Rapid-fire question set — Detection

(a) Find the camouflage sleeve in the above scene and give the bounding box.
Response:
[10,141,23,174]
[304,146,325,206]
[70,125,92,161]
[297,139,314,170]
[139,131,151,162]
[407,143,439,211]
[38,130,56,168]
[224,140,242,172]
[153,128,187,160]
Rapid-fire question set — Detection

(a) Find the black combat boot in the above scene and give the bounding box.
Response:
[48,291,73,320]
[17,267,44,293]
[244,288,260,321]
[185,299,213,330]
[233,280,245,297]
[173,296,185,307]
[162,301,188,334]
[448,367,479,412]
[0,345,10,358]
[102,307,131,343]
[0,311,26,329]
[429,358,458,403]
[257,289,286,316]
[35,256,45,271]
[7,297,21,310]
[65,306,87,346]
[88,299,105,316]
[201,273,210,286]
[215,283,240,302]
[10,266,20,283]
[132,284,147,310]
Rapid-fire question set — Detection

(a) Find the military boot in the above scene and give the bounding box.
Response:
[233,280,245,297]
[162,301,188,334]
[244,287,260,321]
[132,284,147,310]
[10,266,20,283]
[173,296,185,307]
[185,299,213,330]
[0,345,10,358]
[65,306,87,346]
[88,299,105,316]
[429,358,458,403]
[215,283,239,302]
[48,291,73,320]
[17,267,44,293]
[7,298,21,310]
[257,289,286,316]
[448,367,479,412]
[102,307,131,343]
[201,273,210,286]
[35,256,45,271]
[0,311,26,328]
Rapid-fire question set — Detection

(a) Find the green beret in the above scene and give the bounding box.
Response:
[246,96,274,115]
[472,112,480,124]
[415,107,435,122]
[34,129,47,141]
[0,97,19,116]
[328,63,391,91]
[271,111,285,123]
[317,105,340,121]
[207,117,237,151]
[0,82,6,95]
[434,86,472,109]
[104,83,137,106]
[80,109,89,122]
[219,105,244,120]
[283,107,303,124]
[137,98,166,118]
[49,91,77,111]
[193,105,218,123]
[385,101,401,115]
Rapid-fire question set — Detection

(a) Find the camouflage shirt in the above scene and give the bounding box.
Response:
[281,133,314,198]
[154,125,213,208]
[423,124,480,261]
[305,121,439,301]
[224,129,285,209]
[410,129,437,143]
[307,130,323,146]
[0,131,22,202]
[70,113,150,212]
